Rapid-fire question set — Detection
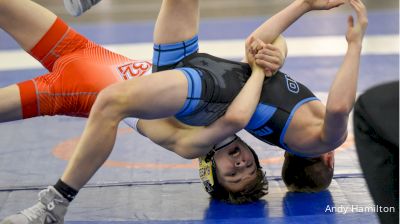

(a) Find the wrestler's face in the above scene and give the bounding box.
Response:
[213,139,258,192]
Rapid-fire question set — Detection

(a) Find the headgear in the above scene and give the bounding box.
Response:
[198,135,262,195]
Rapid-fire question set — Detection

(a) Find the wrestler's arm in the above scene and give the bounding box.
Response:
[321,0,368,149]
[242,0,344,73]
[173,39,267,158]
[137,68,266,159]
[176,71,266,158]
[137,39,267,159]
[132,118,185,151]
[241,35,287,75]
[247,0,344,45]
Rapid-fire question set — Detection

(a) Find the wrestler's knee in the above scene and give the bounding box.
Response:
[92,85,130,121]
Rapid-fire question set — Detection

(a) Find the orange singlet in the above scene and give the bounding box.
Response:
[17,18,152,118]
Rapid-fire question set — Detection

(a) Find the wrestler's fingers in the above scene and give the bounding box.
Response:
[347,15,354,29]
[255,54,281,66]
[264,43,278,51]
[350,0,367,19]
[251,38,265,53]
[257,49,281,60]
[255,59,280,72]
[261,45,283,58]
[245,36,256,54]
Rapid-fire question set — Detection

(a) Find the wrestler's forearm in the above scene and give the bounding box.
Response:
[175,66,266,157]
[271,35,288,66]
[323,44,362,144]
[225,66,265,126]
[327,44,361,113]
[249,0,310,45]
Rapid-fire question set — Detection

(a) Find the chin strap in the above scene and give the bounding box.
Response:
[213,135,238,151]
[204,135,238,162]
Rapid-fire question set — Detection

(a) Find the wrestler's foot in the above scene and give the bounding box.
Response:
[0,186,69,224]
[63,0,102,16]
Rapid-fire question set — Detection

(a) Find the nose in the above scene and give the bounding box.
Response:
[234,159,247,168]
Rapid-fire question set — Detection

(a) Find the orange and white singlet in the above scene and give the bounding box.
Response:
[17,18,152,118]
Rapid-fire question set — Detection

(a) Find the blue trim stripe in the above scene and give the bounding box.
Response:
[279,97,319,155]
[152,35,199,67]
[175,68,202,117]
[153,36,198,52]
[245,103,277,130]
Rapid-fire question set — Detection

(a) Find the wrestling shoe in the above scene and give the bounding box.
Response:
[63,0,102,16]
[0,186,69,224]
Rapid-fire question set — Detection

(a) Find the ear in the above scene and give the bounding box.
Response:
[324,152,335,169]
[284,151,290,158]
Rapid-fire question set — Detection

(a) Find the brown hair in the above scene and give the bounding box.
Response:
[210,140,268,204]
[210,167,268,204]
[281,152,333,192]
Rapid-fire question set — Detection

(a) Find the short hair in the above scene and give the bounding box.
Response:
[210,167,268,204]
[281,152,333,192]
[209,140,268,204]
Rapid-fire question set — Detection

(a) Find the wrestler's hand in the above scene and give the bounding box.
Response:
[301,0,345,11]
[254,43,285,77]
[346,0,368,46]
[245,36,266,73]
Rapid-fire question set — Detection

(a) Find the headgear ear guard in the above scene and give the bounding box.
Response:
[198,135,262,195]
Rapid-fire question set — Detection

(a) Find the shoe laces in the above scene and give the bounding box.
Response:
[20,203,55,222]
[20,188,62,222]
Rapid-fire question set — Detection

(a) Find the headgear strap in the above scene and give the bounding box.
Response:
[205,135,238,162]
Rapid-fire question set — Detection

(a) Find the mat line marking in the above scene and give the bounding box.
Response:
[0,35,397,71]
[0,174,364,192]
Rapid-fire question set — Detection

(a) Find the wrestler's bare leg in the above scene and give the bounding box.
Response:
[60,70,188,189]
[60,0,201,189]
[154,0,199,44]
[0,0,56,122]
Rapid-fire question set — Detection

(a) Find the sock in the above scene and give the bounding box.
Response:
[54,179,78,202]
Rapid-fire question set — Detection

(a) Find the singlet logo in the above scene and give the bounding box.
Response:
[117,61,152,80]
[251,126,273,137]
[285,74,299,94]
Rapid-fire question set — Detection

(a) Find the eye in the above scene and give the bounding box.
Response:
[230,172,236,177]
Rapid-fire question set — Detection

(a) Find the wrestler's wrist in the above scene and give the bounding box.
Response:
[347,42,362,53]
[251,65,264,74]
[295,0,313,13]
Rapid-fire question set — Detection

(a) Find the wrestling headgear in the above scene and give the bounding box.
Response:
[198,135,262,196]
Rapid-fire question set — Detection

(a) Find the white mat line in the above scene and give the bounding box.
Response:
[0,35,397,72]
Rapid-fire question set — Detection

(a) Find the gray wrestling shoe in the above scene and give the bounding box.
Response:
[63,0,102,16]
[0,186,69,224]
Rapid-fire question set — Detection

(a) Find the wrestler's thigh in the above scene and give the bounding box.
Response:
[154,0,199,44]
[101,70,188,120]
[0,0,56,51]
[0,85,22,122]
